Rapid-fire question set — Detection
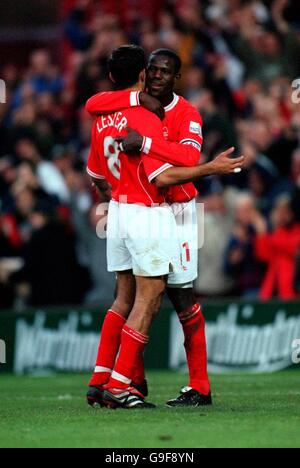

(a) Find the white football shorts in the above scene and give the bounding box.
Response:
[107,201,182,277]
[167,198,199,287]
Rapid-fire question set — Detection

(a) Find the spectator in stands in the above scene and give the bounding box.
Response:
[295,249,300,294]
[255,195,300,300]
[195,181,236,298]
[190,90,238,159]
[291,149,300,185]
[0,214,22,309]
[11,200,90,307]
[12,50,64,111]
[66,166,115,303]
[1,0,300,307]
[14,138,70,204]
[224,193,264,298]
[224,0,300,85]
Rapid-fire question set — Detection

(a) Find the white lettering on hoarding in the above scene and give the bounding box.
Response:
[292,79,300,104]
[0,80,6,103]
[292,339,300,364]
[0,339,6,364]
[170,306,300,373]
[14,312,99,374]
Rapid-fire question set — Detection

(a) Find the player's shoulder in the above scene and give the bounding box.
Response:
[126,106,162,128]
[176,96,203,123]
[127,105,160,119]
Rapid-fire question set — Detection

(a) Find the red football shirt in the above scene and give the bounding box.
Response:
[159,94,202,203]
[87,108,173,206]
[86,91,203,203]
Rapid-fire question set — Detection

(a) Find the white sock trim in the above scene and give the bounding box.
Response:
[111,371,131,385]
[94,366,112,373]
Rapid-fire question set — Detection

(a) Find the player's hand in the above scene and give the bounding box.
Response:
[210,147,245,175]
[76,0,91,10]
[251,210,267,234]
[139,92,165,120]
[272,0,289,17]
[116,128,144,155]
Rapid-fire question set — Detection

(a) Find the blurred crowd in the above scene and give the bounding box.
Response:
[1,0,300,309]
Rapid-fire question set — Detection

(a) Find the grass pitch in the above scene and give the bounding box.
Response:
[0,371,299,448]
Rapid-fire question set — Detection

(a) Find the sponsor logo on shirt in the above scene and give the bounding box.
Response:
[189,121,202,136]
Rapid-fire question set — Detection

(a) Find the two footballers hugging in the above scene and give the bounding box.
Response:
[85,45,244,409]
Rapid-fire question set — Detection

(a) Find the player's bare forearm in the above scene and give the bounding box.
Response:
[155,163,215,188]
[90,177,112,202]
[155,148,245,188]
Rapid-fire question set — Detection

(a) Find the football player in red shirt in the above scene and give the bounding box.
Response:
[87,47,244,409]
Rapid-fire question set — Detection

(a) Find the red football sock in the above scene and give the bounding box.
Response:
[178,304,211,395]
[132,351,146,385]
[89,310,126,387]
[107,325,149,389]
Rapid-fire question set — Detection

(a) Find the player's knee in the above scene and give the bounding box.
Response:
[151,293,164,311]
[137,283,165,304]
[134,294,162,318]
[111,298,133,318]
[151,297,163,318]
[167,287,195,313]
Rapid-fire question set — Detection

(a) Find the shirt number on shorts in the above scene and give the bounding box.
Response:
[183,242,191,263]
[104,136,121,179]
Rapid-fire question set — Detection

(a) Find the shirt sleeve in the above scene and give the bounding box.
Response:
[142,157,173,183]
[140,109,203,167]
[177,109,203,152]
[137,113,174,183]
[86,122,106,179]
[85,91,140,116]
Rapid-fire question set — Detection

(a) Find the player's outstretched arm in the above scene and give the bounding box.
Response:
[85,91,164,120]
[154,148,245,188]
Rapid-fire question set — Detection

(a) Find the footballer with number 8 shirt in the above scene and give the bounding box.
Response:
[87,46,186,409]
[86,48,244,408]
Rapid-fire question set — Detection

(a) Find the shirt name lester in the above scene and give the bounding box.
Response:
[97,112,128,134]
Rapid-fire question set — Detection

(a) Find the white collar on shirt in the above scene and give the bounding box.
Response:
[164,93,179,112]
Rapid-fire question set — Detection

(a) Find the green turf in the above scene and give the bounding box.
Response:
[0,371,299,448]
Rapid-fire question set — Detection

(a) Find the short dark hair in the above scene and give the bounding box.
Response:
[108,45,146,89]
[149,49,182,74]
